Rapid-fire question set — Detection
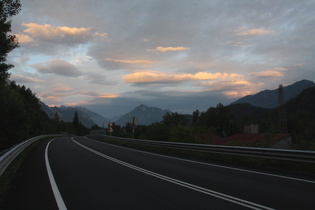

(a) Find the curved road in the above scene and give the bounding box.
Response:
[4,136,315,209]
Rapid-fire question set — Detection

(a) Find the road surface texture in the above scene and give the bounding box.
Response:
[3,136,315,209]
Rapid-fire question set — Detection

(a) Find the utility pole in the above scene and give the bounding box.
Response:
[278,84,288,133]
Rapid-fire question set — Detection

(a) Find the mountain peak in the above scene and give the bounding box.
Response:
[115,104,171,125]
[136,104,148,111]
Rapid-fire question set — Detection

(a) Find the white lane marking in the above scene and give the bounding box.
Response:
[84,136,315,184]
[45,139,67,210]
[72,138,273,210]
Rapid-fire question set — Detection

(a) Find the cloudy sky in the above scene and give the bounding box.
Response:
[8,0,315,119]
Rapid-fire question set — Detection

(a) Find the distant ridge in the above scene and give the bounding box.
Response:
[231,80,315,109]
[40,102,110,128]
[115,104,171,126]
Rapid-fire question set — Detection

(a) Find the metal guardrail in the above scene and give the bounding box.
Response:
[88,135,315,164]
[0,135,61,176]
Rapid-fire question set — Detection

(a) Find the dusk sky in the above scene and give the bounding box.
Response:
[8,0,315,119]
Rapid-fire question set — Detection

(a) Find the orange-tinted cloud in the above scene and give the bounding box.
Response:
[124,71,239,83]
[15,33,33,44]
[148,46,190,54]
[38,92,63,102]
[50,84,74,92]
[200,79,257,99]
[236,28,274,36]
[253,69,284,78]
[20,23,107,43]
[38,90,119,106]
[63,92,119,107]
[223,90,252,98]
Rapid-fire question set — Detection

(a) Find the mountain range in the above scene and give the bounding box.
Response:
[40,79,315,127]
[40,102,110,128]
[40,102,170,127]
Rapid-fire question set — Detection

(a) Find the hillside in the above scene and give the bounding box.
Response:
[115,104,171,126]
[285,86,315,119]
[227,86,315,125]
[231,80,315,108]
[227,103,273,124]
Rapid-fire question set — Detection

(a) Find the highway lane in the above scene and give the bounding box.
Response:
[3,136,315,209]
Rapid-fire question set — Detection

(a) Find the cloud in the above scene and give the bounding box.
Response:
[15,55,30,64]
[10,74,44,83]
[38,90,119,106]
[49,84,74,92]
[251,67,287,79]
[15,33,33,44]
[200,79,256,98]
[201,79,254,90]
[60,92,120,107]
[224,91,251,97]
[74,91,119,98]
[83,73,117,85]
[20,23,107,45]
[123,70,239,84]
[105,58,155,65]
[236,28,274,36]
[38,92,63,103]
[273,67,288,71]
[252,70,284,78]
[31,59,82,77]
[221,41,256,47]
[148,46,190,54]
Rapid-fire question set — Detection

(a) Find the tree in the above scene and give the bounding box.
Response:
[53,112,60,121]
[0,0,21,83]
[72,111,80,127]
[201,103,238,136]
[192,109,200,124]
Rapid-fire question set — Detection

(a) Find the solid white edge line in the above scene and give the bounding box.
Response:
[84,136,315,184]
[72,138,274,210]
[45,139,67,210]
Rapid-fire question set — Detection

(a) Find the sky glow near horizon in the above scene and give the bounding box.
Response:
[7,0,315,118]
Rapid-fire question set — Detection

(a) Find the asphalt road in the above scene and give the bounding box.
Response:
[3,136,315,209]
